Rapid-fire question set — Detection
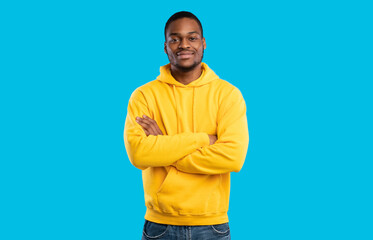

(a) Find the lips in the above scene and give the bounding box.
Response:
[176,51,194,59]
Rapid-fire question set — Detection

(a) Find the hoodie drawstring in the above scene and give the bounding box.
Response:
[192,87,195,133]
[172,85,179,134]
[172,84,196,134]
[157,64,218,135]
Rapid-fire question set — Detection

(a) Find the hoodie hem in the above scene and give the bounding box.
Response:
[145,208,229,226]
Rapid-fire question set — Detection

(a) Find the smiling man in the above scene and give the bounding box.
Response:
[124,11,249,240]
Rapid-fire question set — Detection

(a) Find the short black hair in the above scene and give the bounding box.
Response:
[164,11,203,39]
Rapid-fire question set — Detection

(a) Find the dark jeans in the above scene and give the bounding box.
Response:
[141,220,231,240]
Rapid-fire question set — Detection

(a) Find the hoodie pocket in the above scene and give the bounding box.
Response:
[156,167,176,195]
[156,168,228,215]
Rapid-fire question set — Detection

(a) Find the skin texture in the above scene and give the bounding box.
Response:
[164,17,206,85]
[135,115,163,136]
[136,17,217,145]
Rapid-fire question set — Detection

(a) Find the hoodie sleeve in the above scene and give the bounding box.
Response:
[124,89,210,170]
[174,87,249,175]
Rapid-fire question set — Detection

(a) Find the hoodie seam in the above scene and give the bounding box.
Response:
[137,90,151,112]
[217,87,238,121]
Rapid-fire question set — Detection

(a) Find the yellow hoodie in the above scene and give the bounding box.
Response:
[124,62,249,226]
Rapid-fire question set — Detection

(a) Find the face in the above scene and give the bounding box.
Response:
[164,18,206,72]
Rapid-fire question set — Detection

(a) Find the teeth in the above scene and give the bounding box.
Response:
[177,52,192,56]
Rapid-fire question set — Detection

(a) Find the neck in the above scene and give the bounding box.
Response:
[170,63,203,85]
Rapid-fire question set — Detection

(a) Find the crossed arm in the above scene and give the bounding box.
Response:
[124,88,249,175]
[135,115,217,145]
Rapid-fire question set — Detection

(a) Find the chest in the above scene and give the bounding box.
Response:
[149,87,220,135]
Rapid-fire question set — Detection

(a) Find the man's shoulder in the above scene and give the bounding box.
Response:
[215,78,236,88]
[136,79,162,91]
[130,79,162,96]
[213,78,241,95]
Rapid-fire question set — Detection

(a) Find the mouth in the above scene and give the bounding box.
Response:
[176,51,194,59]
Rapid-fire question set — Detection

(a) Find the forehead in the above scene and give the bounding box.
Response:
[166,18,202,36]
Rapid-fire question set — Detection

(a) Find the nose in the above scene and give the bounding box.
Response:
[178,38,190,49]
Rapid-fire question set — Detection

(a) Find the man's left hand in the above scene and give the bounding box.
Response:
[135,115,164,136]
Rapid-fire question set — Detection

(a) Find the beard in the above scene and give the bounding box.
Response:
[170,49,204,72]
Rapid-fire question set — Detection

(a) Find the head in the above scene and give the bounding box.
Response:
[164,11,206,72]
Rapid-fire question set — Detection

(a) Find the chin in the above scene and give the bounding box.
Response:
[175,61,201,72]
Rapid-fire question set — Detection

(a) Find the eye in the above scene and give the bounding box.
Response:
[170,39,179,43]
[189,37,197,41]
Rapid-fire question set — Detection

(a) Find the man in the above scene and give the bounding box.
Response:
[124,11,249,240]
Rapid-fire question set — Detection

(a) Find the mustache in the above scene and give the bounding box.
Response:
[176,50,195,54]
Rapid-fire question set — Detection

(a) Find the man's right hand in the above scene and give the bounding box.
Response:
[208,135,217,145]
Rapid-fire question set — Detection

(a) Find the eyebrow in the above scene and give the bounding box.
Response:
[169,31,201,36]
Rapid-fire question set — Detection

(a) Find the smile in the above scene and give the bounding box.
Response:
[176,51,194,59]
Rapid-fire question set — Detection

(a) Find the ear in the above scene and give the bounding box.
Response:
[164,42,167,54]
[202,37,206,50]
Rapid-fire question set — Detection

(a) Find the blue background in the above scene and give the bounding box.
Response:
[1,0,372,239]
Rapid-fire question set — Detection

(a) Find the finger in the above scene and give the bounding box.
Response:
[135,117,153,136]
[139,119,158,136]
[154,123,163,135]
[143,128,150,136]
[136,117,148,127]
[141,116,159,135]
[136,117,153,133]
[138,122,151,135]
[136,117,151,127]
[143,115,163,135]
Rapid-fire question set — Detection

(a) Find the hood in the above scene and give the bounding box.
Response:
[155,62,220,133]
[157,63,219,133]
[156,62,219,88]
